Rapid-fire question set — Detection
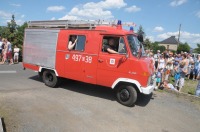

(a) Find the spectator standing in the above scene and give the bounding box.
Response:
[154,50,160,69]
[195,71,200,96]
[174,60,188,92]
[187,54,194,79]
[174,54,182,67]
[193,55,200,80]
[157,55,166,82]
[165,53,174,80]
[6,40,14,65]
[14,45,20,63]
[0,36,2,61]
[1,38,7,64]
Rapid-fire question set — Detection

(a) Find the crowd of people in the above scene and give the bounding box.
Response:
[147,49,200,96]
[0,37,20,64]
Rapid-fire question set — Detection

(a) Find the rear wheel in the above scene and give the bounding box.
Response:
[42,70,60,88]
[116,85,137,107]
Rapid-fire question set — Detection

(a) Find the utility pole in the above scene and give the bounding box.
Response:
[177,24,181,46]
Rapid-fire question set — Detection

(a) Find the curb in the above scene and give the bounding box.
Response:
[162,88,200,102]
[0,117,4,132]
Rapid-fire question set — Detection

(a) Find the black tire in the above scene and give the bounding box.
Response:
[42,70,60,88]
[116,85,137,107]
[38,72,43,81]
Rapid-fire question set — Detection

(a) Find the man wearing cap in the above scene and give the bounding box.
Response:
[154,50,160,69]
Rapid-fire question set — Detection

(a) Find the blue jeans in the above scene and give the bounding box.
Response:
[196,89,200,96]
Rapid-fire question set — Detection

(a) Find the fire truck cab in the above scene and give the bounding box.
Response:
[23,20,154,106]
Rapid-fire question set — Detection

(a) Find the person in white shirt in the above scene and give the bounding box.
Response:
[154,50,160,69]
[14,45,20,63]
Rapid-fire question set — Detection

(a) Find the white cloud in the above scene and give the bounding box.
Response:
[83,0,127,9]
[68,7,113,19]
[60,0,127,20]
[0,10,12,19]
[10,3,21,7]
[153,26,164,32]
[59,15,79,20]
[170,0,187,7]
[125,5,141,13]
[196,11,200,18]
[146,36,154,42]
[47,6,65,12]
[157,31,200,48]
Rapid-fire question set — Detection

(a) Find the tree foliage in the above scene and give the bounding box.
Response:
[194,44,200,53]
[144,38,151,49]
[0,15,27,50]
[177,42,190,53]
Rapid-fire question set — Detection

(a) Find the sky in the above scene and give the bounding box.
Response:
[0,0,200,48]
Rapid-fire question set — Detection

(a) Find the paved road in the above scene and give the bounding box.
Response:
[0,63,200,132]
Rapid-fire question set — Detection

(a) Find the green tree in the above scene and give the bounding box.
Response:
[0,15,27,49]
[151,42,166,53]
[194,43,200,53]
[177,42,190,53]
[14,22,28,49]
[144,38,151,50]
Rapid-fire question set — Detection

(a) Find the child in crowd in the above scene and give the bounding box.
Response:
[155,68,162,89]
[174,61,188,92]
[161,80,179,92]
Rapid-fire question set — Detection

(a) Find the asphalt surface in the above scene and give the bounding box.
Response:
[0,63,200,132]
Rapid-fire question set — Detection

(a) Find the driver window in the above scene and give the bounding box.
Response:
[102,36,126,54]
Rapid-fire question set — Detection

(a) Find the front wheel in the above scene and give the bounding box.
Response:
[42,70,60,88]
[116,85,137,107]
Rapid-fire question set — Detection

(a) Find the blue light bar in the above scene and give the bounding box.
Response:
[117,20,122,25]
[130,26,134,32]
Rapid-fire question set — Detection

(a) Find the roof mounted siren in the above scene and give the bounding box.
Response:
[117,20,122,30]
[130,26,134,32]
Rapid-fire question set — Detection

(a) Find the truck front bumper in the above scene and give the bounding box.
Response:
[141,85,154,95]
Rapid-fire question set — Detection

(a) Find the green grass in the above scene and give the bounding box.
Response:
[169,77,198,95]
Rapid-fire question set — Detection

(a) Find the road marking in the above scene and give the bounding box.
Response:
[0,71,17,73]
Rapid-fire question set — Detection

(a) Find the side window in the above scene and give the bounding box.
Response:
[68,35,86,51]
[102,36,126,54]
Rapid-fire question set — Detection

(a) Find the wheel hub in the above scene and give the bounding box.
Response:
[119,89,130,102]
[46,74,53,82]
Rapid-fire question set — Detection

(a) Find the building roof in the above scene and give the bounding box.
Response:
[159,36,179,45]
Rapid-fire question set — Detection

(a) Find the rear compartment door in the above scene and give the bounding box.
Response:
[64,34,87,81]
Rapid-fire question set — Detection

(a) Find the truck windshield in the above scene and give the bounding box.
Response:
[127,35,146,57]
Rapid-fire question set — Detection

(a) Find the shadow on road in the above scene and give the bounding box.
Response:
[60,79,116,101]
[29,75,43,82]
[136,93,154,107]
[29,75,153,107]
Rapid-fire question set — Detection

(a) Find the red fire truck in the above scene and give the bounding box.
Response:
[23,20,154,106]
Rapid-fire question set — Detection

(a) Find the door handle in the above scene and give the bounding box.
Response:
[98,59,104,63]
